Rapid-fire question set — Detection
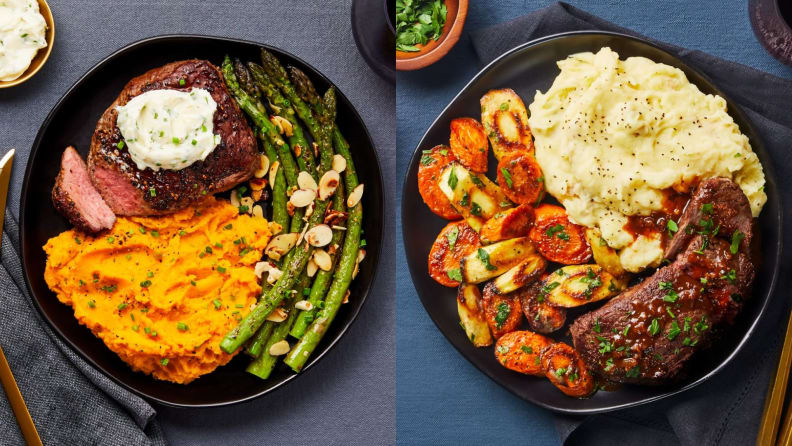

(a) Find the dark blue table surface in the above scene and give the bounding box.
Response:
[396,1,792,444]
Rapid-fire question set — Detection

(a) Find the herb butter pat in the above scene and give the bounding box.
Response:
[116,88,221,171]
[0,0,48,81]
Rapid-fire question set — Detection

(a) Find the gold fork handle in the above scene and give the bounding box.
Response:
[0,346,42,446]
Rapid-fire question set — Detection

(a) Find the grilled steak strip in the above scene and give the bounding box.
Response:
[87,59,257,216]
[570,178,755,384]
[52,146,116,233]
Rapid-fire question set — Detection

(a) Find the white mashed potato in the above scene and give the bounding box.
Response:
[528,47,766,272]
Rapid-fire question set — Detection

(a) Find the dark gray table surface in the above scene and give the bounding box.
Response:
[0,1,395,444]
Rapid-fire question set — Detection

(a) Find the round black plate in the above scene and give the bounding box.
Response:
[21,35,384,408]
[401,31,782,414]
[351,0,396,84]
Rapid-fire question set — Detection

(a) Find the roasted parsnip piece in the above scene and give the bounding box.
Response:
[584,228,626,277]
[460,237,535,284]
[438,164,510,221]
[491,254,546,294]
[539,265,627,308]
[480,88,533,160]
[457,284,492,347]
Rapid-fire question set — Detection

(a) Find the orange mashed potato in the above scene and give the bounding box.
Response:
[43,197,271,384]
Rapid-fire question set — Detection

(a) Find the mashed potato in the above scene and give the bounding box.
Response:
[44,197,270,384]
[528,47,766,272]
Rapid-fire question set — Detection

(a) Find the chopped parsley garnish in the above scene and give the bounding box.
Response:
[521,346,533,354]
[500,168,513,189]
[217,266,227,274]
[537,281,560,302]
[667,320,682,340]
[555,367,566,377]
[177,322,189,331]
[87,300,96,308]
[477,248,497,271]
[394,0,447,52]
[447,268,462,282]
[499,102,509,111]
[116,141,125,149]
[161,358,169,366]
[625,366,641,378]
[593,317,601,333]
[447,167,458,190]
[667,219,678,235]
[494,302,510,329]
[730,230,744,255]
[470,203,482,216]
[659,281,679,303]
[446,226,459,250]
[579,268,602,297]
[649,318,660,336]
[213,299,222,310]
[597,336,613,354]
[701,203,713,214]
[459,191,469,207]
[470,175,484,187]
[721,269,737,283]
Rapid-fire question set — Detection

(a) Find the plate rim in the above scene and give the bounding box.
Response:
[400,30,783,414]
[20,33,385,408]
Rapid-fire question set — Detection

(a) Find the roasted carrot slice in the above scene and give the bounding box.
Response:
[428,220,481,287]
[529,204,592,265]
[481,282,523,339]
[449,118,489,173]
[494,330,552,376]
[418,145,461,219]
[479,204,534,245]
[518,279,567,334]
[497,151,544,206]
[541,343,595,398]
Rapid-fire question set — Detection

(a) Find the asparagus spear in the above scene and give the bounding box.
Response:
[245,320,275,358]
[247,62,317,178]
[284,132,362,372]
[290,180,346,339]
[246,272,311,378]
[257,133,289,232]
[219,75,337,355]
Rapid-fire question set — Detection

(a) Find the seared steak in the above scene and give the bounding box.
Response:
[52,146,116,233]
[570,178,755,384]
[87,59,257,216]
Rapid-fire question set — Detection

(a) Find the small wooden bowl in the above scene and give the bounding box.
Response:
[0,0,55,89]
[395,0,468,71]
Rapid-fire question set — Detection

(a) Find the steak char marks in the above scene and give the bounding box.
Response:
[88,59,257,216]
[570,178,755,385]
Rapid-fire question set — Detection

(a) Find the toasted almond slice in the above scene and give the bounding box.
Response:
[305,202,315,218]
[305,224,333,247]
[324,209,348,226]
[270,115,294,136]
[265,233,299,260]
[295,300,314,311]
[230,189,241,207]
[342,289,351,304]
[312,142,319,158]
[297,171,318,191]
[296,218,311,245]
[266,267,283,285]
[268,222,283,235]
[268,161,280,189]
[286,201,295,217]
[249,178,267,191]
[240,197,255,213]
[252,189,263,201]
[313,249,332,271]
[331,225,347,231]
[268,339,290,355]
[290,189,316,208]
[332,154,347,173]
[306,258,318,277]
[254,261,273,278]
[352,249,366,279]
[252,205,264,218]
[319,170,340,200]
[266,308,288,323]
[294,144,303,157]
[347,184,364,208]
[255,154,270,178]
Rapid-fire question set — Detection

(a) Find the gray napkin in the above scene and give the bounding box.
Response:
[0,213,166,445]
[469,3,792,445]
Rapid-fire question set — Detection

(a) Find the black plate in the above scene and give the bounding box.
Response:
[20,35,384,408]
[401,31,782,414]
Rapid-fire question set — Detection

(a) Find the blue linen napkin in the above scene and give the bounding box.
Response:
[469,3,792,445]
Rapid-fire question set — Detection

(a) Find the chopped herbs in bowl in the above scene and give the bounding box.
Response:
[395,0,448,52]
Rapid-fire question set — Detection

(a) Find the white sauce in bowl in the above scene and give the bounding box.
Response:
[116,88,221,171]
[0,0,48,81]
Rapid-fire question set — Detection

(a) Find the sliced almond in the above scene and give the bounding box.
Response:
[252,205,264,218]
[230,189,241,207]
[306,258,318,277]
[270,115,294,137]
[268,222,283,235]
[290,189,316,208]
[347,184,364,208]
[313,249,332,271]
[295,300,314,311]
[332,154,347,173]
[324,209,348,226]
[255,154,270,178]
[342,289,351,304]
[296,218,311,245]
[287,185,297,197]
[266,267,283,285]
[240,197,255,213]
[305,202,315,218]
[268,339,290,356]
[252,189,263,201]
[312,142,319,158]
[293,144,303,157]
[265,233,299,260]
[249,178,267,191]
[353,248,366,279]
[297,171,318,191]
[318,170,340,200]
[286,201,295,217]
[254,261,274,278]
[268,161,280,189]
[266,307,288,323]
[305,224,332,247]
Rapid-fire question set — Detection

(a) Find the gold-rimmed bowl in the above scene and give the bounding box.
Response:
[0,0,55,89]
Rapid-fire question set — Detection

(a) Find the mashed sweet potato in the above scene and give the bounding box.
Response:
[43,197,271,384]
